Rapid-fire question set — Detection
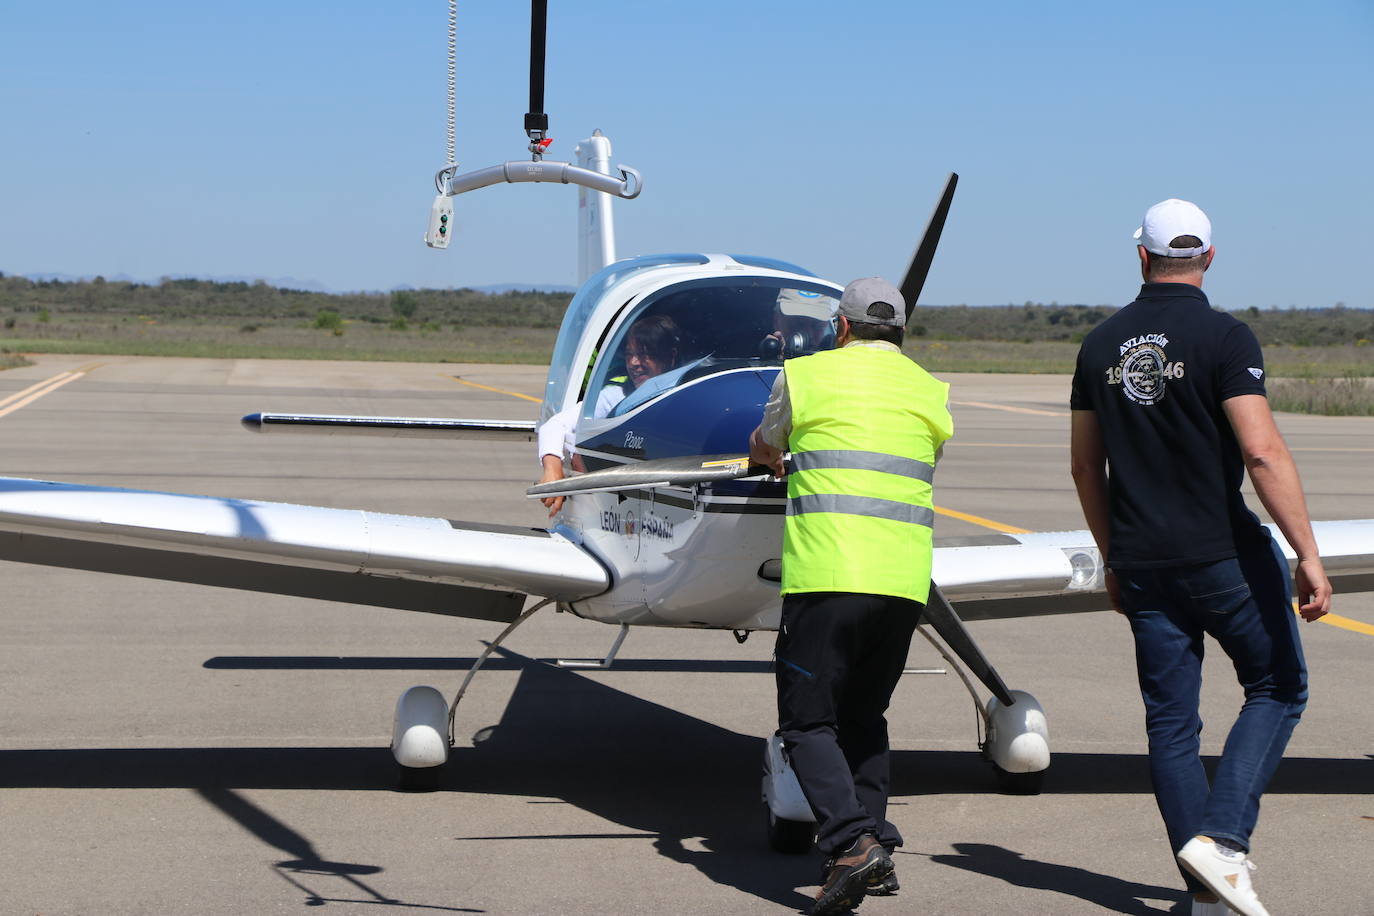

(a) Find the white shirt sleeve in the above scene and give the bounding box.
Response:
[537,403,578,463]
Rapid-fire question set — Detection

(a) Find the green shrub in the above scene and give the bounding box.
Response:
[313,310,344,331]
[391,290,418,320]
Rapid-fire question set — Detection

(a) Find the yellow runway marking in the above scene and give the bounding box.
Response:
[1296,599,1374,636]
[933,505,1031,534]
[951,399,1069,418]
[0,365,98,419]
[449,375,541,403]
[1316,614,1374,636]
[0,372,74,409]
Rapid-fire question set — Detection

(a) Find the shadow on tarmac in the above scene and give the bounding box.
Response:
[204,655,778,673]
[3,650,1370,910]
[196,787,481,912]
[923,843,1181,915]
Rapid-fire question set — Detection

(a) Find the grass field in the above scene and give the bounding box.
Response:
[1,316,557,364]
[1268,375,1374,417]
[907,340,1374,379]
[3,314,1370,414]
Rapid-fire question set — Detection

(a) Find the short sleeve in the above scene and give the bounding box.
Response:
[537,404,577,462]
[1218,323,1267,400]
[757,370,792,450]
[1069,347,1094,411]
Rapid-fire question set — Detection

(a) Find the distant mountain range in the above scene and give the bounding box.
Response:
[5,270,576,296]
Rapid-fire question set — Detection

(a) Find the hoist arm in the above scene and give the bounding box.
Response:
[441,160,642,200]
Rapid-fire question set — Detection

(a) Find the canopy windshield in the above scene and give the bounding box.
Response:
[541,254,710,422]
[581,278,839,421]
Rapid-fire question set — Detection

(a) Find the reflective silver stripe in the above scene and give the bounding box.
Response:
[791,449,934,483]
[787,493,935,528]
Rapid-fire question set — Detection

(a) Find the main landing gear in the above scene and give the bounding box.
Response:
[388,603,636,790]
[388,599,551,791]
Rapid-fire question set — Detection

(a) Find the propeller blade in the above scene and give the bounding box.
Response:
[527,453,769,498]
[899,172,959,323]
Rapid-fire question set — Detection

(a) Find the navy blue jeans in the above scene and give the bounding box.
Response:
[1116,537,1307,889]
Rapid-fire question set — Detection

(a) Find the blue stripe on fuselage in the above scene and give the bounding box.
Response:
[578,367,781,477]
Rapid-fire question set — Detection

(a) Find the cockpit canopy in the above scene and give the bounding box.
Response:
[582,276,840,421]
[542,254,842,424]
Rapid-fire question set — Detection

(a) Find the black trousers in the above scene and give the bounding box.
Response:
[775,590,921,856]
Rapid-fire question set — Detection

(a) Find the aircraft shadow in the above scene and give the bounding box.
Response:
[921,843,1182,915]
[2,652,1370,910]
[197,787,481,912]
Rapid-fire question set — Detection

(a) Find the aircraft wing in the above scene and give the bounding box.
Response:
[0,477,608,623]
[936,520,1374,621]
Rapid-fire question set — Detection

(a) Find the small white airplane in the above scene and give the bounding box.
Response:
[2,130,1372,855]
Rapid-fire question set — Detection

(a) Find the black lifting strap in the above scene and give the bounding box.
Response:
[524,0,550,145]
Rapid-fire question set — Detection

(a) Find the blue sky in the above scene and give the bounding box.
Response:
[3,1,1372,309]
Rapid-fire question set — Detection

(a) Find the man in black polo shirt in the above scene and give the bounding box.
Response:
[1069,199,1331,916]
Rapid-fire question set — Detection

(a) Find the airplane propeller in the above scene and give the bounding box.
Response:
[898,172,958,323]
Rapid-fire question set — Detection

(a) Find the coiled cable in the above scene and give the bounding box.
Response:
[445,0,458,167]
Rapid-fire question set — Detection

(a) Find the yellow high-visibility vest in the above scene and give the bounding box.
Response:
[782,344,953,604]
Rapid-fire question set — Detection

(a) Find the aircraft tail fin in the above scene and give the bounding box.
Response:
[574,130,618,285]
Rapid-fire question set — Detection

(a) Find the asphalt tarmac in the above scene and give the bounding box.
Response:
[1,355,1370,916]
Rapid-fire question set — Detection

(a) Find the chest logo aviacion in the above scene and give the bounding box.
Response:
[1106,333,1184,406]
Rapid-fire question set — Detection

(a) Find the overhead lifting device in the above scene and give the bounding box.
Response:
[424,0,641,251]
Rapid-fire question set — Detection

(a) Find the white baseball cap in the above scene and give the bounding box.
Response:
[1133,198,1212,257]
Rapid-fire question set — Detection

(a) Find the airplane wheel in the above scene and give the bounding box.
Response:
[764,804,815,854]
[398,762,444,793]
[993,764,1044,796]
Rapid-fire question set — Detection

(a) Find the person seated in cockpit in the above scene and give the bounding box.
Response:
[589,314,683,417]
[536,315,683,515]
[760,287,837,360]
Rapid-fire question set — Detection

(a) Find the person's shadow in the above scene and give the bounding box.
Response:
[927,842,1183,915]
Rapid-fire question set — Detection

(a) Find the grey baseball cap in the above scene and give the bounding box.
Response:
[838,277,906,327]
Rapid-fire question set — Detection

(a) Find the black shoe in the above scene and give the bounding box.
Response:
[864,871,899,896]
[811,834,893,915]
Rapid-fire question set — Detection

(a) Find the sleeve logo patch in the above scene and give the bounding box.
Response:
[1248,367,1264,379]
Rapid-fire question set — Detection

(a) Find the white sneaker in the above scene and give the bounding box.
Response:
[1177,836,1270,916]
[1191,897,1230,916]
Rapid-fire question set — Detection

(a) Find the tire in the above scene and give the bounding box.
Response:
[765,804,815,854]
[398,762,444,793]
[993,764,1044,795]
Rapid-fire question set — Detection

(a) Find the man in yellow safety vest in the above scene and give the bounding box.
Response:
[749,276,953,915]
